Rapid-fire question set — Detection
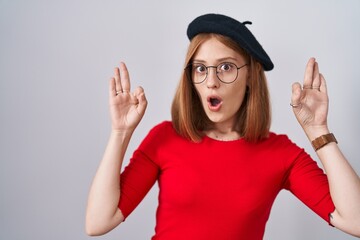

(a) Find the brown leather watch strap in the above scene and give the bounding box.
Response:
[311,133,338,151]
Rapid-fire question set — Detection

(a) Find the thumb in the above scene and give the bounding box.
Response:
[134,86,147,115]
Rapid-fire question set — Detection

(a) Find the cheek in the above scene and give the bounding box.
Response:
[194,86,206,102]
[229,84,247,103]
[231,91,246,109]
[225,89,247,114]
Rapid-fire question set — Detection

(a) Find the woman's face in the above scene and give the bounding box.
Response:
[192,37,248,129]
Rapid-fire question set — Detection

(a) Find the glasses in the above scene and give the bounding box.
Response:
[185,62,248,84]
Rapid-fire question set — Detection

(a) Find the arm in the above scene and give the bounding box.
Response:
[291,58,360,237]
[85,62,147,236]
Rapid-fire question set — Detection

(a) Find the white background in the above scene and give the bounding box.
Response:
[0,0,359,239]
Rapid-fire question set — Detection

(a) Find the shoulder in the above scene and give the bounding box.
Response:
[136,121,188,165]
[139,121,183,147]
[150,120,174,131]
[259,132,304,156]
[263,132,313,168]
[145,121,177,138]
[265,132,298,147]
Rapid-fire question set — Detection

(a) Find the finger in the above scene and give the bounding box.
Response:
[312,61,321,89]
[291,82,302,109]
[303,57,316,88]
[119,62,131,92]
[134,86,147,114]
[109,77,116,98]
[114,67,122,93]
[319,73,327,94]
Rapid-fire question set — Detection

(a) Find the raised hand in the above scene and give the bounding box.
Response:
[290,58,329,134]
[109,62,147,132]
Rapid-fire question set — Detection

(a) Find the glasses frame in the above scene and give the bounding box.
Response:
[185,62,248,84]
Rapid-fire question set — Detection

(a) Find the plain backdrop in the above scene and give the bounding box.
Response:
[1,0,359,239]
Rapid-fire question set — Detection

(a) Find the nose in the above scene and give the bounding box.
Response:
[206,67,220,88]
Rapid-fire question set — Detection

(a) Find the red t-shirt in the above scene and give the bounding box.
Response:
[119,121,335,239]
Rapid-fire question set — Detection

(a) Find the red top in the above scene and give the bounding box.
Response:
[119,121,335,239]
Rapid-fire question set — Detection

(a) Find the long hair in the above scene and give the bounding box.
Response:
[171,33,271,143]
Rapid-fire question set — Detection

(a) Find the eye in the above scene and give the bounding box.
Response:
[193,64,207,74]
[219,63,234,72]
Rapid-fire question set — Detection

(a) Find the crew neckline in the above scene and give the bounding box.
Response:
[203,134,244,143]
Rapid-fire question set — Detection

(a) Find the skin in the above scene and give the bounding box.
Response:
[85,39,360,236]
[192,37,248,140]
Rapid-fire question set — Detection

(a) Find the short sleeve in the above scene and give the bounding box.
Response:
[118,150,159,219]
[283,148,335,224]
[118,123,174,219]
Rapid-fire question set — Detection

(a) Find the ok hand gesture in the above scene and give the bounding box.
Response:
[109,62,147,132]
[291,58,329,135]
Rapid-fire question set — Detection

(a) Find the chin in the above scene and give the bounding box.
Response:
[206,112,226,123]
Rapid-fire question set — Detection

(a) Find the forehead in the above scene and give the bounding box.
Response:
[193,37,245,63]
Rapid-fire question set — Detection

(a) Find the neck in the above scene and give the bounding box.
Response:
[205,124,241,141]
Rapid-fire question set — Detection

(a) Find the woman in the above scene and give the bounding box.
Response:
[86,13,360,239]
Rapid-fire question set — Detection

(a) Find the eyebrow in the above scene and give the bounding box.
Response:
[192,57,239,63]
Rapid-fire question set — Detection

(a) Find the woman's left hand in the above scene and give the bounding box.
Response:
[291,57,329,135]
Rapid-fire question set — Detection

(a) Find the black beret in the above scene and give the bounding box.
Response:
[187,13,274,71]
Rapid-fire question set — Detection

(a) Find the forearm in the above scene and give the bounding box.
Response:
[307,128,360,235]
[86,130,133,235]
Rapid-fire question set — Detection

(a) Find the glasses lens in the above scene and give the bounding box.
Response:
[217,63,237,83]
[186,63,207,83]
[190,63,207,83]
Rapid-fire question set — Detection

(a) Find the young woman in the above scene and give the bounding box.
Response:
[86,13,360,239]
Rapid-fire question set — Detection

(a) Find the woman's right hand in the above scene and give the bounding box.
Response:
[109,62,147,132]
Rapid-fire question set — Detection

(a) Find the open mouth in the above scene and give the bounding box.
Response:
[207,96,223,110]
[210,97,221,106]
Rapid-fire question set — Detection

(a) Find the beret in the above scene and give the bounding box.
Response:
[187,13,274,71]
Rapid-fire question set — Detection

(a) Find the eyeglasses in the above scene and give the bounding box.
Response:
[185,62,248,84]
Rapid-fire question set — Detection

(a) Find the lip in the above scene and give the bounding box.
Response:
[207,95,223,112]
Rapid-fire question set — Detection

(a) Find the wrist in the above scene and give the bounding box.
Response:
[110,128,134,139]
[304,125,330,141]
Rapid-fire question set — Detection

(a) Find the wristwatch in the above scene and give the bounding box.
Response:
[311,133,337,151]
